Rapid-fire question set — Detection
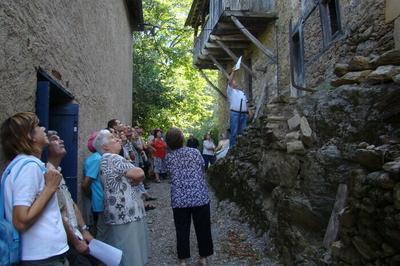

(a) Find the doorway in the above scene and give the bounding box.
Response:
[36,68,79,201]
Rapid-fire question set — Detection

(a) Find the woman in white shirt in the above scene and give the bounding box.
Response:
[215,132,230,160]
[202,133,216,169]
[1,112,68,265]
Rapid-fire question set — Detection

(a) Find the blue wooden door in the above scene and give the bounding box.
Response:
[50,104,79,201]
[36,81,51,161]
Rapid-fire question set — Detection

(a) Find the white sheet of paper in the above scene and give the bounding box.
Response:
[89,239,123,266]
[233,56,242,71]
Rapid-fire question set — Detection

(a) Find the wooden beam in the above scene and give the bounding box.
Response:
[214,39,256,77]
[323,184,348,248]
[208,55,229,79]
[201,48,225,56]
[225,10,278,19]
[231,16,277,62]
[198,54,232,61]
[210,34,248,42]
[199,69,227,99]
[205,42,249,49]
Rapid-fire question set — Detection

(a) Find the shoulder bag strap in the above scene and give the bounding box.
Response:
[0,157,46,219]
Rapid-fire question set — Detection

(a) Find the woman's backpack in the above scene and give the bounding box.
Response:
[0,157,46,265]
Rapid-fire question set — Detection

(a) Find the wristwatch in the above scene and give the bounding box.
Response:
[80,224,89,231]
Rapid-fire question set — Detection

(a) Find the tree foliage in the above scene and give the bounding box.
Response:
[132,0,217,136]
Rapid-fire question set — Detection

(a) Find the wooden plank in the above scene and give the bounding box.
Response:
[201,48,226,56]
[199,69,227,99]
[214,39,255,77]
[210,34,248,41]
[231,16,277,62]
[224,10,277,19]
[205,42,249,49]
[208,54,230,79]
[323,184,348,248]
[225,0,250,11]
[198,54,232,61]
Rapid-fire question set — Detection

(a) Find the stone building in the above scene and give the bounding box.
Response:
[186,0,396,128]
[187,0,400,264]
[0,0,143,201]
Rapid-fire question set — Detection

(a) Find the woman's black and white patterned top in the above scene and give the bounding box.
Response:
[164,147,209,208]
[100,153,145,225]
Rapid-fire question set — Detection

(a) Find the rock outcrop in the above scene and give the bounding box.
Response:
[208,76,400,264]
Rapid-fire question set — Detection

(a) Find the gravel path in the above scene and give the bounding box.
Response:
[145,179,278,265]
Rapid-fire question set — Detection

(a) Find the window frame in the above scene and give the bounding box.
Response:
[290,22,305,97]
[320,0,342,47]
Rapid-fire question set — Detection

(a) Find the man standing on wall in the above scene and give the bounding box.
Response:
[227,69,249,147]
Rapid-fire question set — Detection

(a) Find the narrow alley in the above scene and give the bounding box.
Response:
[1,0,400,265]
[146,179,278,265]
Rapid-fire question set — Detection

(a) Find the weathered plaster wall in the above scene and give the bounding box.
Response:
[0,0,133,202]
[386,0,400,49]
[216,77,230,134]
[248,23,277,118]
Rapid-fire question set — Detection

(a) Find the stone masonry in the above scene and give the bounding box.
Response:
[209,55,400,263]
[208,0,399,264]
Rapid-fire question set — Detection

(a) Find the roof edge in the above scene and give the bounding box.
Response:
[126,0,144,31]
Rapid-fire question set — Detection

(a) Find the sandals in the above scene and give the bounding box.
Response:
[145,204,156,211]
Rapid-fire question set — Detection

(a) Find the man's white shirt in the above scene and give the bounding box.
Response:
[227,85,248,112]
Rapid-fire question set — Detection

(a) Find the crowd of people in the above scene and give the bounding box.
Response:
[0,113,232,266]
[0,64,253,266]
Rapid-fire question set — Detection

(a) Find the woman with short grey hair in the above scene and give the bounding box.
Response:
[95,129,150,265]
[92,129,111,155]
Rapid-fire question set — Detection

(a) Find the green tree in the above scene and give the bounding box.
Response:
[132,0,217,136]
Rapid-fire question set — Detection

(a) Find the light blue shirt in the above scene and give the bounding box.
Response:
[84,152,103,212]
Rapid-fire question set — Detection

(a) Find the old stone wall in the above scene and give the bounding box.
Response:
[209,62,400,263]
[304,0,393,89]
[209,0,399,264]
[0,0,133,199]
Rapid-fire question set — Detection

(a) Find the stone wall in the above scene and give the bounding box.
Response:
[302,0,393,89]
[209,71,400,264]
[0,0,134,198]
[208,0,400,264]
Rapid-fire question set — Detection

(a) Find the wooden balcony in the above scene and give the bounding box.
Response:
[188,0,277,70]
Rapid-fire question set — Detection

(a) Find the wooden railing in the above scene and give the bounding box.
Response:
[194,0,223,63]
[193,0,275,64]
[222,0,275,11]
